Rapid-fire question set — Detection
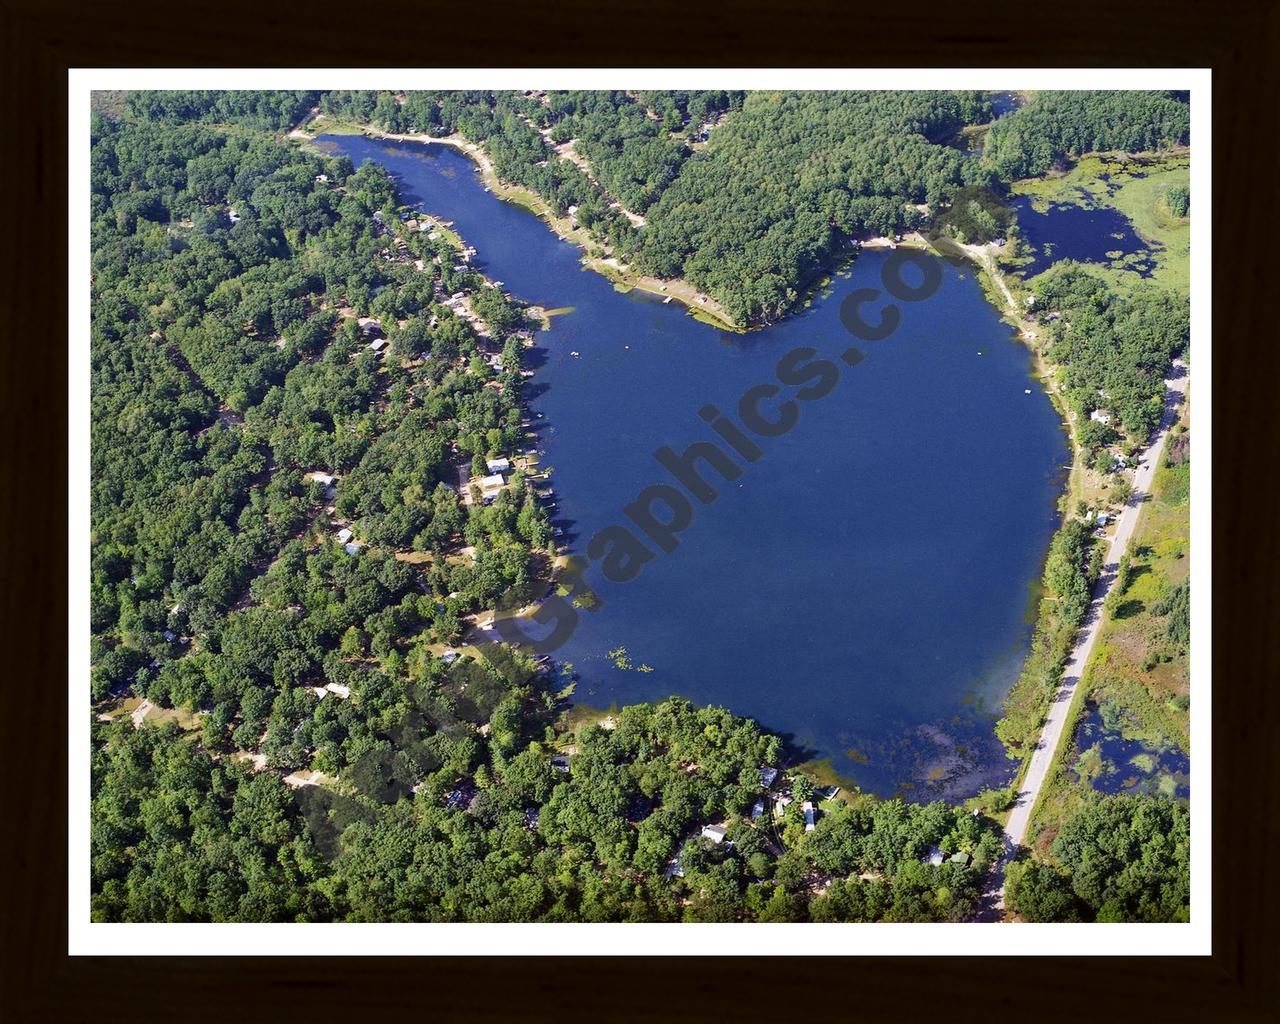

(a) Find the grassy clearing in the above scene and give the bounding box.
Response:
[295,113,366,137]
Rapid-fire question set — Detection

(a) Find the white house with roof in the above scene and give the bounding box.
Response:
[476,473,506,502]
[485,457,511,474]
[700,824,728,845]
[336,527,353,544]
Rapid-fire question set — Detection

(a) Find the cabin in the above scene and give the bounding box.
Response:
[227,209,241,225]
[773,795,792,819]
[1090,409,1113,425]
[325,682,351,699]
[441,650,458,665]
[344,542,360,556]
[925,847,945,867]
[336,527,353,544]
[802,801,816,832]
[551,756,570,774]
[949,851,972,867]
[751,799,766,820]
[315,174,328,184]
[476,473,506,503]
[700,824,728,845]
[369,339,388,353]
[357,317,382,337]
[759,766,779,789]
[485,457,511,474]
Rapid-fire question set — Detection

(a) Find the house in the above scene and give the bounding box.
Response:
[315,174,329,184]
[802,801,816,832]
[925,847,945,867]
[307,472,336,488]
[344,542,361,556]
[441,650,458,665]
[369,338,388,353]
[701,824,728,845]
[336,527,353,543]
[476,473,506,502]
[751,799,765,820]
[228,208,241,224]
[551,756,570,774]
[357,317,381,337]
[485,457,511,474]
[759,766,779,789]
[325,682,351,699]
[1090,409,1113,425]
[773,795,792,819]
[662,857,684,879]
[949,851,972,867]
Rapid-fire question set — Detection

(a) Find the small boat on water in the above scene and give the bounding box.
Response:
[663,296,672,304]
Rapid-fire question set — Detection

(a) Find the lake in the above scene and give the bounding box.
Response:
[319,134,1069,800]
[1010,192,1157,278]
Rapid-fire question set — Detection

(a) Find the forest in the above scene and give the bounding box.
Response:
[89,98,1009,924]
[983,90,1191,180]
[318,89,992,323]
[89,90,1192,924]
[1004,795,1190,922]
[314,89,1190,328]
[1029,262,1189,437]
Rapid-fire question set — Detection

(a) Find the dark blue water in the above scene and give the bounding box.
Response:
[1011,193,1157,278]
[988,91,1022,119]
[319,135,1069,799]
[1071,703,1189,800]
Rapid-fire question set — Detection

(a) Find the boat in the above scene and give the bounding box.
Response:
[663,296,672,304]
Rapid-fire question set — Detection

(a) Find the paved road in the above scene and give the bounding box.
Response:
[985,364,1189,914]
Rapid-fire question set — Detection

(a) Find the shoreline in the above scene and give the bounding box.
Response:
[308,112,1171,818]
[295,118,744,333]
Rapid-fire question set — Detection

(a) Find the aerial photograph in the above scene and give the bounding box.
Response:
[87,86,1193,925]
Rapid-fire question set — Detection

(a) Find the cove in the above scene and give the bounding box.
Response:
[318,134,1069,800]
